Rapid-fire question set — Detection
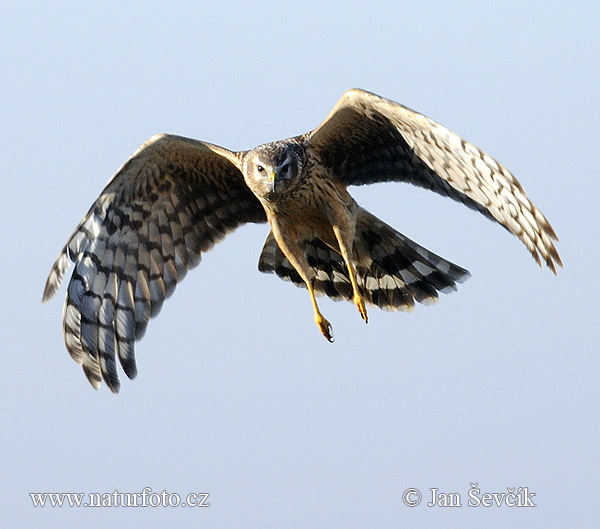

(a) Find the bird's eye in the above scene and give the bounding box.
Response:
[257,165,264,173]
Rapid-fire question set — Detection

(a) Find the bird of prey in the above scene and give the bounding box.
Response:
[43,88,561,392]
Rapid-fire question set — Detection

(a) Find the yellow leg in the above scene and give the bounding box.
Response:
[332,226,368,324]
[307,280,334,342]
[268,219,335,342]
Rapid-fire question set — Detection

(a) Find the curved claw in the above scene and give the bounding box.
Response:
[315,313,334,342]
[355,296,368,323]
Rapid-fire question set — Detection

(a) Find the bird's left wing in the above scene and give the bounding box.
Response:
[306,88,561,273]
[43,134,265,392]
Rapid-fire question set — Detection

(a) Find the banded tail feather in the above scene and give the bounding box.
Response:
[258,207,470,312]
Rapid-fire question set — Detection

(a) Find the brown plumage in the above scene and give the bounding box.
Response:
[43,88,561,392]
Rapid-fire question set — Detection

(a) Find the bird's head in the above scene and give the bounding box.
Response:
[243,140,307,201]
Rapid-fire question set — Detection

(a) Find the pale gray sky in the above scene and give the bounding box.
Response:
[2,1,598,527]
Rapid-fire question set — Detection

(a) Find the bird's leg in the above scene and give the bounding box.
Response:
[332,224,368,324]
[268,219,334,342]
[307,279,334,342]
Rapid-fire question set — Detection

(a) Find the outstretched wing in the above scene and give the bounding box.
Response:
[43,134,265,392]
[306,88,561,273]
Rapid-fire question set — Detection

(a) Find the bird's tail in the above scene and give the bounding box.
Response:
[258,207,470,311]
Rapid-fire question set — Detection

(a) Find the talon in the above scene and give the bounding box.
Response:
[355,296,368,323]
[315,313,334,342]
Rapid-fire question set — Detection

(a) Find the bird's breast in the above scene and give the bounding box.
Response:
[262,167,355,244]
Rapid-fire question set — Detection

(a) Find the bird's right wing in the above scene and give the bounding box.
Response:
[307,88,561,273]
[43,134,266,392]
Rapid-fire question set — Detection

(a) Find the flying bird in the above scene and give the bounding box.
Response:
[43,89,561,392]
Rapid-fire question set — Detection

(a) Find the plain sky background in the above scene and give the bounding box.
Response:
[2,1,597,527]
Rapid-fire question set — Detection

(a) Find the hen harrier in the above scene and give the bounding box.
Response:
[43,89,561,392]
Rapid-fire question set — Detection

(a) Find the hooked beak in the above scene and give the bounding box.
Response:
[270,170,277,193]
